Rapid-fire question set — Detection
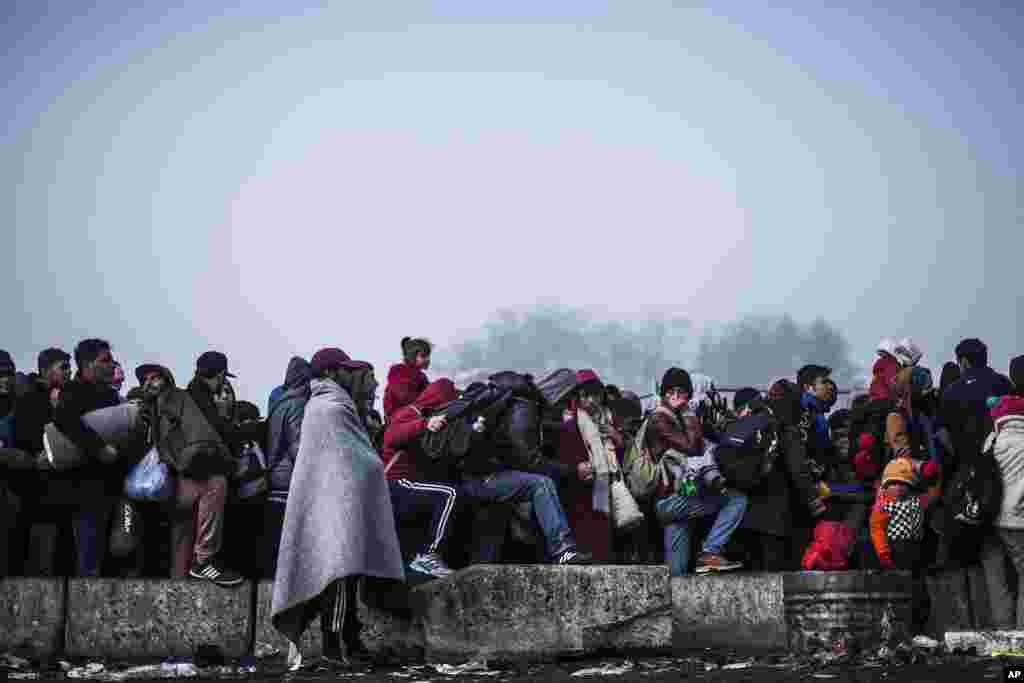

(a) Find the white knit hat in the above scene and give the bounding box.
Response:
[893,337,923,367]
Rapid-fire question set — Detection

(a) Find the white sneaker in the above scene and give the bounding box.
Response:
[408,552,455,578]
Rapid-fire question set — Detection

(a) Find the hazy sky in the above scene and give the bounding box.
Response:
[5,2,1021,404]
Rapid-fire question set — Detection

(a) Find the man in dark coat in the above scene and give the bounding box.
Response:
[13,348,72,575]
[54,339,122,576]
[138,362,242,586]
[939,339,1013,468]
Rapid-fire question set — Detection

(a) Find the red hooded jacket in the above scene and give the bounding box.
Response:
[869,355,899,401]
[382,379,457,481]
[383,362,429,419]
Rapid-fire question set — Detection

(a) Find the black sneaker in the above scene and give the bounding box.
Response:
[555,549,593,565]
[189,557,245,587]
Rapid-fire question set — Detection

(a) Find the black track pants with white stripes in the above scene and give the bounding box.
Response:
[319,576,360,639]
[388,479,458,555]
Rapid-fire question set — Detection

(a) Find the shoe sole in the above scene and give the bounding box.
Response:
[188,570,244,587]
[695,564,743,574]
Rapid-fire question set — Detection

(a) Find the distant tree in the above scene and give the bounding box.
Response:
[435,305,692,394]
[695,314,860,387]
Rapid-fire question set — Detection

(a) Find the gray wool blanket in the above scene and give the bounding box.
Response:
[271,379,404,644]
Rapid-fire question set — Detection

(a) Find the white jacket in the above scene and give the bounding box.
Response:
[987,415,1024,529]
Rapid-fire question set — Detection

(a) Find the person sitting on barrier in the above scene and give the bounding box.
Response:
[1011,355,1024,397]
[457,375,592,566]
[382,378,460,578]
[383,336,432,421]
[137,363,243,586]
[0,349,25,576]
[558,369,623,564]
[652,367,746,575]
[111,361,126,401]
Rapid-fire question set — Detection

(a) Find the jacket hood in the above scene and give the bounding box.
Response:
[869,355,899,401]
[413,379,457,412]
[283,356,312,390]
[388,362,424,383]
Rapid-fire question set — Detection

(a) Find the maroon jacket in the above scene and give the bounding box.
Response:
[383,362,429,420]
[382,379,457,481]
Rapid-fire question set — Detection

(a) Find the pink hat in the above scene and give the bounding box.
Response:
[311,348,373,375]
[576,369,602,386]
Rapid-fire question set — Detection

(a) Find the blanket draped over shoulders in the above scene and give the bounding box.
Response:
[271,379,404,644]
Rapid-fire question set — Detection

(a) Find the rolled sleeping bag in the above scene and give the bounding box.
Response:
[43,403,142,471]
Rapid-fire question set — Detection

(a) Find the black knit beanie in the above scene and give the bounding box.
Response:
[660,367,693,397]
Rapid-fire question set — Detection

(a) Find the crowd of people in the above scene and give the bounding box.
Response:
[2,334,1024,663]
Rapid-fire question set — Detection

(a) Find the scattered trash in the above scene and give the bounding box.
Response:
[67,662,106,679]
[812,675,837,680]
[991,649,1024,657]
[570,661,634,677]
[254,642,281,659]
[911,635,940,650]
[9,673,40,680]
[722,660,754,670]
[1,654,31,669]
[60,661,74,672]
[434,660,498,676]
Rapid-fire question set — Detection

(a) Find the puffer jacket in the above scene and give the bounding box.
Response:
[987,412,1024,529]
[266,357,312,501]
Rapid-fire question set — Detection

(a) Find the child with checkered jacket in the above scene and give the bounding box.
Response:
[869,457,937,570]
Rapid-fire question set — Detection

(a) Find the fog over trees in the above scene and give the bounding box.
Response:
[436,306,860,393]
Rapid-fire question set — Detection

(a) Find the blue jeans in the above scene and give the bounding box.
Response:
[655,492,748,576]
[462,471,575,561]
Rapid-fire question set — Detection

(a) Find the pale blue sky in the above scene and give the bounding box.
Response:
[5,2,1021,403]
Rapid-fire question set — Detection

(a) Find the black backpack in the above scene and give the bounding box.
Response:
[419,385,512,470]
[948,431,1003,527]
[715,413,780,493]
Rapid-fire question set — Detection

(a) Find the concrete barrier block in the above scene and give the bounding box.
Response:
[254,580,320,658]
[672,572,786,652]
[65,579,253,659]
[253,579,422,661]
[0,578,65,656]
[418,565,671,662]
[946,630,1024,656]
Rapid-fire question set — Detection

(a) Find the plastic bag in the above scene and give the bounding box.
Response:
[109,498,143,558]
[124,447,175,502]
[801,520,855,570]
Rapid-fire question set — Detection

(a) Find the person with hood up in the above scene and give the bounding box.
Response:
[558,369,624,564]
[1011,356,1024,396]
[137,363,243,586]
[263,356,312,578]
[892,338,924,368]
[272,348,404,667]
[650,367,747,575]
[383,337,432,421]
[381,378,460,578]
[978,396,1024,628]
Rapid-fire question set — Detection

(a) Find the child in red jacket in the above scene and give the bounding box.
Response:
[870,457,936,570]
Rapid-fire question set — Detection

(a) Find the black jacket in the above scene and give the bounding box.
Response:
[187,377,264,452]
[52,378,122,502]
[939,366,1013,467]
